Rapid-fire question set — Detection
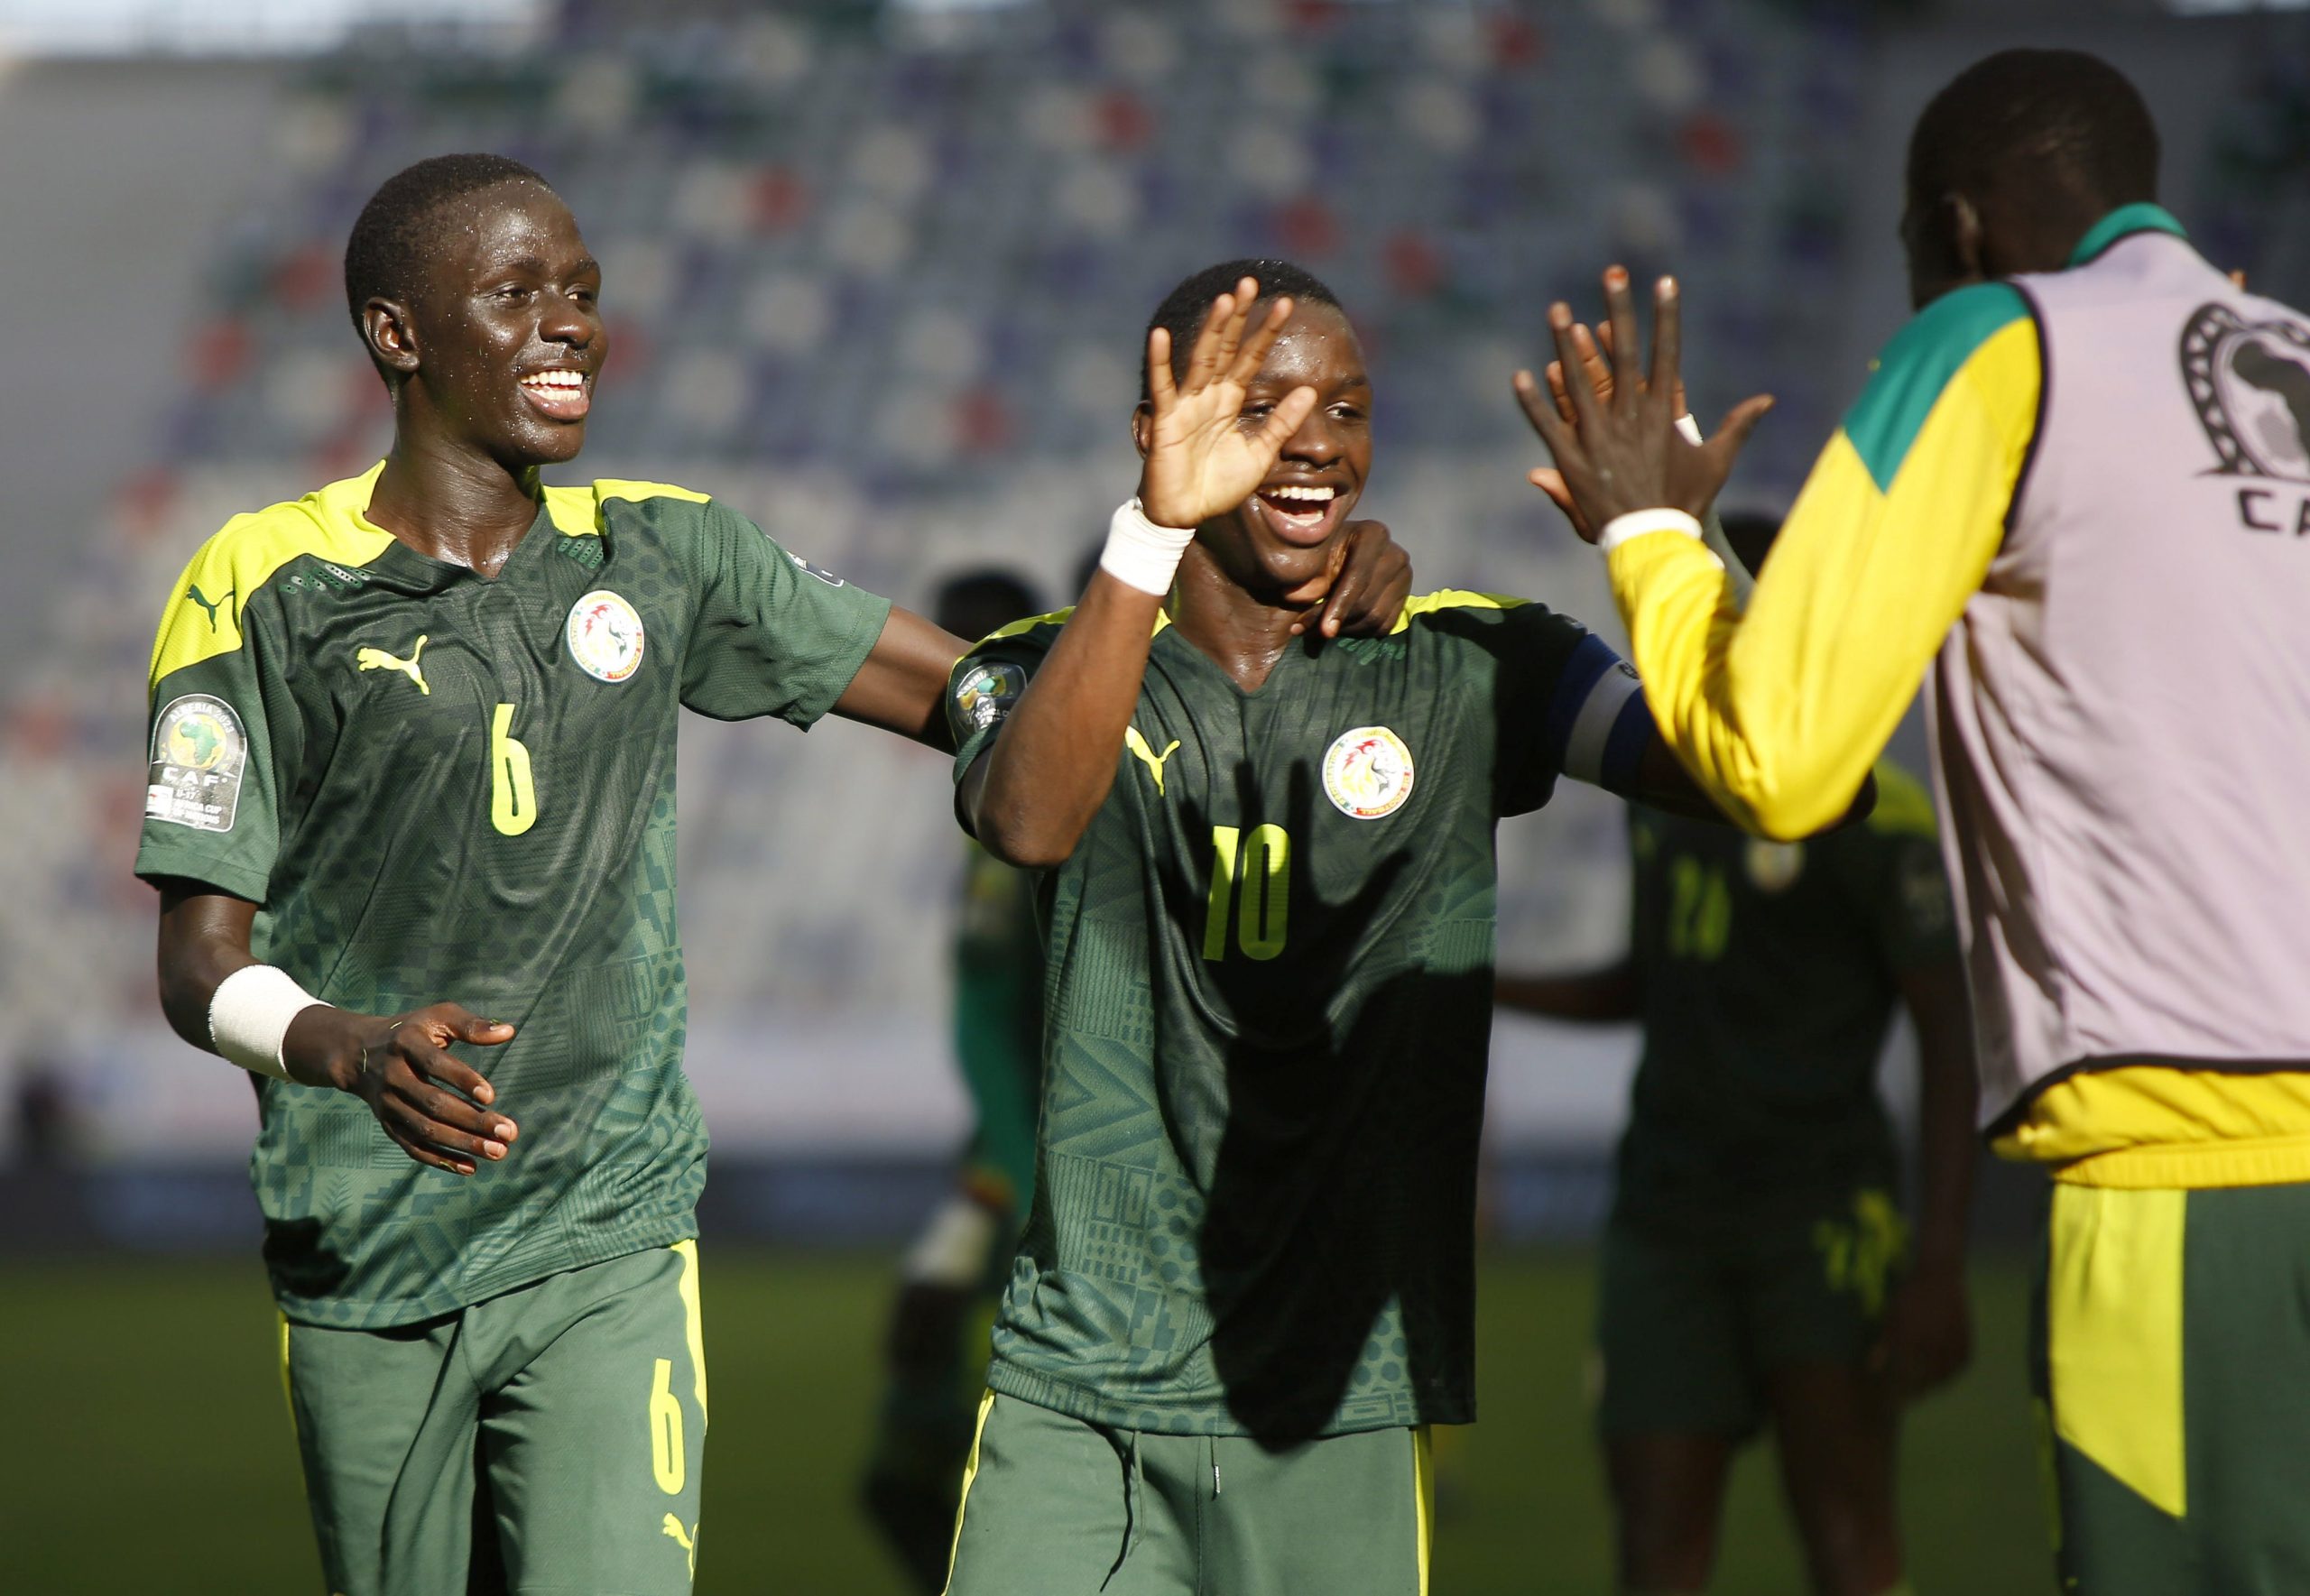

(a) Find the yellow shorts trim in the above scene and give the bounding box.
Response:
[941,1388,997,1596]
[1412,1425,1434,1595]
[2047,1184,2186,1518]
[671,1239,707,1425]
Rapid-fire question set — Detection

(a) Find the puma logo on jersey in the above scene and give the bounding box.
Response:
[356,635,430,695]
[185,583,235,632]
[1124,726,1182,795]
[661,1515,698,1577]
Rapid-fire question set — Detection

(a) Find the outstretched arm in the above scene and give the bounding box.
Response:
[961,280,1318,867]
[1517,268,2032,838]
[156,880,521,1176]
[833,607,972,750]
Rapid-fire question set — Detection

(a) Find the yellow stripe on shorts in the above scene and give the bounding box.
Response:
[1413,1425,1434,1595]
[671,1239,707,1425]
[941,1389,997,1596]
[2047,1184,2186,1517]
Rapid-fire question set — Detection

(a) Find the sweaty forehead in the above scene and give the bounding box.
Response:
[1252,301,1366,390]
[424,180,587,280]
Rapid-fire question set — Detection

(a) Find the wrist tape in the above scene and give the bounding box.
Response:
[1098,497,1196,596]
[209,964,328,1080]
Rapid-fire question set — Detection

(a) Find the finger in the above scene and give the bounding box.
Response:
[1548,303,1606,434]
[1246,384,1318,461]
[1207,276,1261,383]
[1527,467,1594,539]
[377,1081,504,1164]
[1704,392,1776,470]
[1647,277,1681,425]
[2231,268,2247,290]
[1224,294,1295,389]
[1313,529,1370,640]
[1573,322,1612,406]
[1513,365,1574,457]
[1146,326,1177,410]
[1545,358,1575,424]
[398,1033,504,1110]
[1602,266,1641,413]
[384,1123,477,1177]
[1185,291,1238,390]
[388,1057,516,1147]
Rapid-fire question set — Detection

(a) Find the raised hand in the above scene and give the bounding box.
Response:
[1138,277,1318,531]
[1513,267,1773,542]
[1289,519,1412,639]
[285,1001,520,1176]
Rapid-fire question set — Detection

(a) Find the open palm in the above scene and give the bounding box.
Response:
[1138,277,1318,530]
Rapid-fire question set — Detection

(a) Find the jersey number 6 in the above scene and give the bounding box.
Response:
[491,702,540,837]
[1203,824,1290,963]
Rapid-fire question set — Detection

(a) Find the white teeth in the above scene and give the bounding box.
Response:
[522,371,584,389]
[1263,484,1335,503]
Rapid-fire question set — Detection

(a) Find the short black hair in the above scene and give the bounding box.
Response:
[934,568,1045,641]
[343,152,555,335]
[1907,50,2158,216]
[1141,258,1343,403]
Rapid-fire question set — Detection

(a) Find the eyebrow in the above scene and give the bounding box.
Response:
[486,254,602,280]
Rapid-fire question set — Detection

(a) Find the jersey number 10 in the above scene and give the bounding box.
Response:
[1203,824,1290,962]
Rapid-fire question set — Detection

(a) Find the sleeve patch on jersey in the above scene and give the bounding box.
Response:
[951,660,1026,734]
[146,694,248,833]
[790,551,845,587]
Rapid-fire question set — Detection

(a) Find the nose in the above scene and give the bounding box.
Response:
[1280,407,1344,466]
[541,289,598,350]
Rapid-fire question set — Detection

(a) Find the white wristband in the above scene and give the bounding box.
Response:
[1598,507,1705,553]
[208,964,328,1081]
[1097,497,1196,596]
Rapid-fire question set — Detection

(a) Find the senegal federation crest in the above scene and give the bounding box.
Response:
[566,589,644,683]
[1323,725,1415,820]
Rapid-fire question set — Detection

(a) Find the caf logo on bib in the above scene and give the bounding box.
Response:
[1323,725,1415,819]
[2182,303,2310,484]
[566,590,644,683]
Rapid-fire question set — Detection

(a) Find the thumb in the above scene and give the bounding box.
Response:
[439,1004,517,1046]
[1252,386,1319,457]
[1527,467,1595,540]
[1705,393,1774,466]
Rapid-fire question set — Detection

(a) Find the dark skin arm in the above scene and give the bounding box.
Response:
[1494,954,1641,1022]
[1873,955,1978,1399]
[156,880,521,1177]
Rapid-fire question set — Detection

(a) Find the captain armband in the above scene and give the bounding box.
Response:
[208,964,329,1081]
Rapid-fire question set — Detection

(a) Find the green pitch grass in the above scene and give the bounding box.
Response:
[0,1250,2043,1593]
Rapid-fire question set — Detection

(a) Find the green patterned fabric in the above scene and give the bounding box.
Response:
[948,596,1608,1441]
[1614,762,1957,1235]
[136,469,891,1328]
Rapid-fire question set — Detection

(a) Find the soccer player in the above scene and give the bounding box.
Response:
[136,154,1415,1596]
[1499,666,1975,1596]
[864,568,1049,1592]
[1520,51,2310,1594]
[938,261,1765,1595]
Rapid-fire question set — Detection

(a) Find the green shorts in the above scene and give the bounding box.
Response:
[282,1241,707,1596]
[2033,1180,2310,1596]
[941,1393,1433,1596]
[1595,1186,1907,1439]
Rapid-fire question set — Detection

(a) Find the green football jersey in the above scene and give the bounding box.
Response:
[948,593,1656,1441]
[1613,761,1957,1232]
[953,842,1046,1211]
[135,464,891,1328]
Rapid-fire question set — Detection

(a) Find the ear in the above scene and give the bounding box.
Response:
[1131,401,1153,461]
[362,297,421,378]
[1948,194,1986,282]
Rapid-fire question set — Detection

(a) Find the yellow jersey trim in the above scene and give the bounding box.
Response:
[542,476,709,537]
[149,464,395,688]
[1997,1066,2310,1187]
[1388,589,1528,634]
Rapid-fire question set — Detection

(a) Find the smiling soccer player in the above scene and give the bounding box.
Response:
[938,263,1740,1595]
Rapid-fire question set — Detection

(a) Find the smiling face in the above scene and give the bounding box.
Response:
[366,180,606,468]
[1145,299,1372,599]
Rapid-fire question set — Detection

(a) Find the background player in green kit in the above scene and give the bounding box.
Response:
[938,263,1796,1596]
[864,569,1050,1592]
[1500,708,1976,1596]
[136,161,1414,1596]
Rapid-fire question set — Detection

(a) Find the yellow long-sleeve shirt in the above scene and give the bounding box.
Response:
[1606,204,2310,1185]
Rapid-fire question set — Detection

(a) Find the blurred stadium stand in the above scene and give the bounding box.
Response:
[0,0,2302,1245]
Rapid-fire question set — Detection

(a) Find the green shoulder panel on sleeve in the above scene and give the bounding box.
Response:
[148,467,394,688]
[1841,282,2034,494]
[947,612,1069,783]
